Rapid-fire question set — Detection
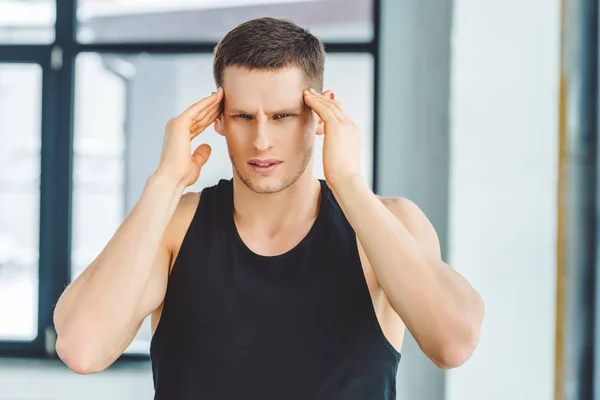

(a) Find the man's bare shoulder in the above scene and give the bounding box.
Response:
[179,190,202,211]
[376,195,441,258]
[376,195,422,229]
[175,191,202,223]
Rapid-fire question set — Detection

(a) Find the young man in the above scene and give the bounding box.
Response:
[53,17,484,399]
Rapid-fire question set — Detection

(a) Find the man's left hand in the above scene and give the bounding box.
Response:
[303,88,363,190]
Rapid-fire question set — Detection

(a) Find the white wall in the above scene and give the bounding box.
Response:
[447,1,560,399]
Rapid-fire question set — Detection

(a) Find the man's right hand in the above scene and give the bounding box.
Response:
[156,88,224,188]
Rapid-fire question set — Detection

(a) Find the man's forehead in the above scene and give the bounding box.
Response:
[224,92,304,110]
[223,67,307,112]
[223,66,306,92]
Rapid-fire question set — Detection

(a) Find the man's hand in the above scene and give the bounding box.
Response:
[155,88,224,188]
[303,88,362,190]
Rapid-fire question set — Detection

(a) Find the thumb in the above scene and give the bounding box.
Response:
[192,143,212,168]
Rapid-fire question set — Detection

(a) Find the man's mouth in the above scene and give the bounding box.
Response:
[248,159,282,174]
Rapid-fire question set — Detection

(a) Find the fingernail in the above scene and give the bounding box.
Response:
[309,88,317,94]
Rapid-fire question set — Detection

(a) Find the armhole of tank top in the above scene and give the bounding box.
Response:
[167,188,208,281]
[150,187,208,354]
[349,230,402,362]
[323,189,402,362]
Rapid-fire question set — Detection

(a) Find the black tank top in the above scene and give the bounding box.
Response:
[150,178,401,399]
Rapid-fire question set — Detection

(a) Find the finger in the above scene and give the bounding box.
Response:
[191,98,222,127]
[323,97,347,118]
[305,89,345,121]
[190,100,221,129]
[192,143,212,168]
[197,104,222,130]
[190,106,221,139]
[304,90,338,123]
[308,88,346,120]
[182,87,223,120]
[182,94,218,121]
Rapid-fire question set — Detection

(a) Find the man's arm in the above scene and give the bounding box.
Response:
[333,176,484,369]
[53,90,222,374]
[54,174,183,374]
[301,88,484,368]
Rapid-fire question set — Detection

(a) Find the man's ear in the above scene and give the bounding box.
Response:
[322,89,335,101]
[214,113,225,136]
[314,89,335,136]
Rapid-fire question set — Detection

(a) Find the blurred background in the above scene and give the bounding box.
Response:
[0,0,586,399]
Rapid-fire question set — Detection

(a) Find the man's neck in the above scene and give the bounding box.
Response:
[232,171,321,233]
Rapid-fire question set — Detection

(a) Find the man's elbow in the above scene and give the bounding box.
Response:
[430,342,476,370]
[431,324,482,369]
[55,334,107,375]
[426,314,483,370]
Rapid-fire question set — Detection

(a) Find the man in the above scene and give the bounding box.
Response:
[53,17,484,399]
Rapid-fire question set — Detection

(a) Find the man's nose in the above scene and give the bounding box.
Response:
[252,122,273,151]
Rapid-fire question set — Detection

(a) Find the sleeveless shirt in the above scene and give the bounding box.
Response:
[150,178,401,399]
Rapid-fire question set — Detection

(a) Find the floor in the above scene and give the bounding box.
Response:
[0,357,155,400]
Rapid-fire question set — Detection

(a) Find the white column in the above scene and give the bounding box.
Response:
[446,1,560,399]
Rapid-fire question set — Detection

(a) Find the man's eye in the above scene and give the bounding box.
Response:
[274,114,290,120]
[236,114,252,120]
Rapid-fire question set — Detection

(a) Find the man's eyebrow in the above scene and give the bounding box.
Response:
[268,108,303,115]
[227,109,251,115]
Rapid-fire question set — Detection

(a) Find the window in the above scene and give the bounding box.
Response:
[0,64,42,341]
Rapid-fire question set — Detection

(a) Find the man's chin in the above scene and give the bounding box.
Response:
[235,173,293,194]
[243,178,288,194]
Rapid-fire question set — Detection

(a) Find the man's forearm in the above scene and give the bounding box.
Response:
[330,176,483,368]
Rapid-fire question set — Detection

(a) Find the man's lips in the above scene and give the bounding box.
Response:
[247,159,282,167]
[247,159,282,174]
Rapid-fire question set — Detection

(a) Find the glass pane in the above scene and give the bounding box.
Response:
[77,0,372,43]
[0,64,42,341]
[72,52,373,354]
[0,0,55,44]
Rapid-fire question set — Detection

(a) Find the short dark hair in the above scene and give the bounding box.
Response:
[213,17,325,91]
